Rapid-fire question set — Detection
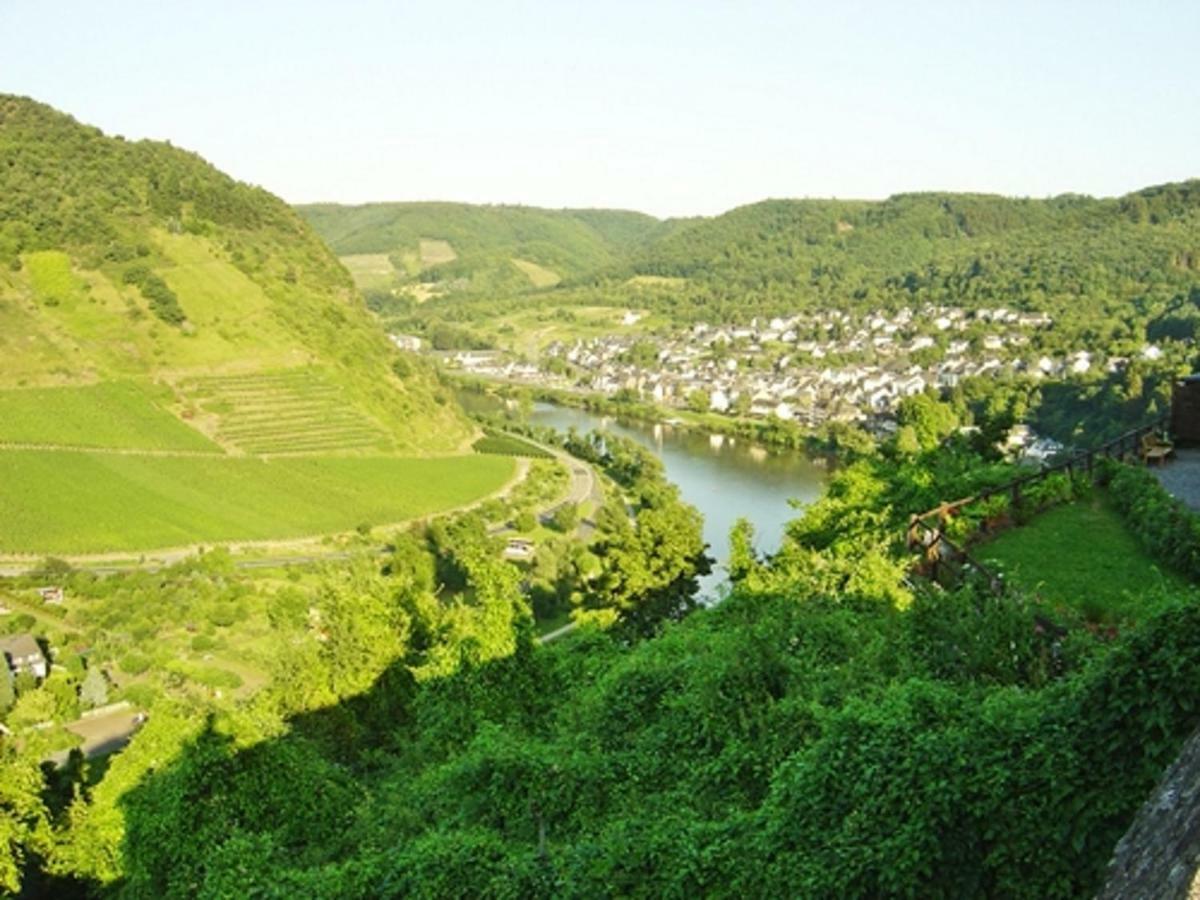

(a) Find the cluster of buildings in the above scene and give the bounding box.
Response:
[1,633,48,686]
[438,304,1165,427]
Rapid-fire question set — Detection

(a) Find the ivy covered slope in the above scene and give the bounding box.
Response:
[0,95,470,453]
[297,200,669,295]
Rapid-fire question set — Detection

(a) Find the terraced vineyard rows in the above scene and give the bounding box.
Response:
[181,369,393,455]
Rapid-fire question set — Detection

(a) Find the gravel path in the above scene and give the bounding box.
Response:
[1152,448,1200,512]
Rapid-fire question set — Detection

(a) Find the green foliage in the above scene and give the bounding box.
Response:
[297,201,665,296]
[78,666,108,709]
[550,503,578,534]
[0,670,13,713]
[1103,459,1200,580]
[118,653,150,676]
[122,264,185,326]
[471,429,553,458]
[896,391,960,450]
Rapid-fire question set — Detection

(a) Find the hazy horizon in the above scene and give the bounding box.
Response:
[4,0,1199,218]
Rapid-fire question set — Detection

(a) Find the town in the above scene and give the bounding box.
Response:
[430,304,1164,431]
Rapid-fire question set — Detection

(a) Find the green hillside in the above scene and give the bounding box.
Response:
[0,96,507,554]
[400,185,1200,341]
[618,187,1200,326]
[0,94,470,450]
[297,201,665,295]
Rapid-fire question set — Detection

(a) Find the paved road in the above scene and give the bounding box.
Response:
[1153,448,1200,512]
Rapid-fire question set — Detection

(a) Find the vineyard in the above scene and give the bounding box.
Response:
[0,449,515,553]
[0,381,218,452]
[181,369,393,455]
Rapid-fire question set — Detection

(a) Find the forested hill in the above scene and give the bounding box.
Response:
[0,95,469,452]
[296,201,672,294]
[621,186,1200,322]
[376,183,1200,343]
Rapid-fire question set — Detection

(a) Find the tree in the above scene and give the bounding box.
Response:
[686,388,711,413]
[896,392,959,450]
[0,671,13,715]
[728,518,759,582]
[551,503,579,534]
[79,666,108,710]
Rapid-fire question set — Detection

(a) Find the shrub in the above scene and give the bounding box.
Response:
[1102,459,1200,580]
[119,653,151,676]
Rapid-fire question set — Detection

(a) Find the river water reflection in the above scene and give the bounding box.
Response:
[525,403,827,598]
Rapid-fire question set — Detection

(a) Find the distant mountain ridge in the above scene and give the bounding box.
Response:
[297,200,678,295]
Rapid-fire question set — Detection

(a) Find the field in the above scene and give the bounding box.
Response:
[0,449,515,554]
[979,498,1191,622]
[179,368,392,455]
[339,253,398,290]
[472,429,554,458]
[511,258,561,287]
[489,305,668,357]
[419,239,457,266]
[0,381,218,451]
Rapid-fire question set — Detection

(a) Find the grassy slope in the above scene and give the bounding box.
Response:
[0,95,506,553]
[979,497,1191,622]
[0,382,218,451]
[0,450,515,554]
[0,95,471,453]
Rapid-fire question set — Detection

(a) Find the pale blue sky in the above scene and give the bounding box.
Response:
[3,1,1198,217]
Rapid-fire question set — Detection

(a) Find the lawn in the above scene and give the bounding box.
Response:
[0,450,515,554]
[978,497,1192,623]
[0,381,218,451]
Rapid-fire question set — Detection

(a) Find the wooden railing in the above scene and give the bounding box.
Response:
[906,414,1171,592]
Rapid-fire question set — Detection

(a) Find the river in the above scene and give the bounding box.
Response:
[523,401,827,598]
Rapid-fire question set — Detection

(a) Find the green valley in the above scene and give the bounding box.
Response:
[2,49,1200,900]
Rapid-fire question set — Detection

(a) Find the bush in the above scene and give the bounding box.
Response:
[1103,459,1200,579]
[119,653,151,676]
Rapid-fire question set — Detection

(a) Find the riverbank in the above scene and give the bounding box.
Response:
[449,375,876,460]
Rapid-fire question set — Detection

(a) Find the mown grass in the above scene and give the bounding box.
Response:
[978,497,1192,623]
[26,250,81,303]
[0,381,218,451]
[0,450,515,554]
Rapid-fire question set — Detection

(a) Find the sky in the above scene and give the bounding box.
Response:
[3,1,1199,218]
